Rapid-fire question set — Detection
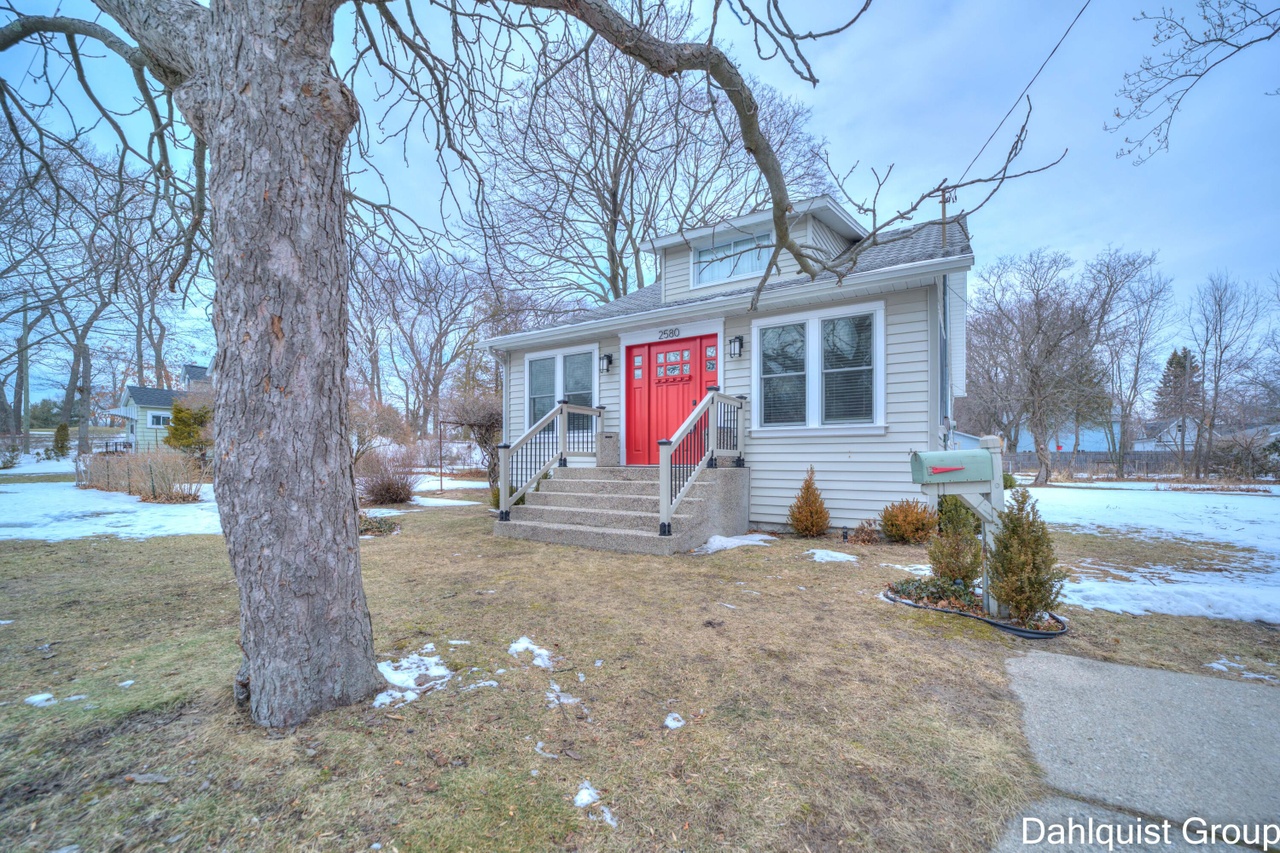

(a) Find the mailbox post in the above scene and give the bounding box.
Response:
[909,435,1006,617]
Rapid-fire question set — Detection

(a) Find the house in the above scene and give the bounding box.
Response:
[480,196,972,553]
[1132,419,1209,452]
[115,364,211,451]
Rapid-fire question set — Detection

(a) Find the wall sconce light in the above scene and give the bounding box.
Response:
[599,352,613,374]
[728,335,744,359]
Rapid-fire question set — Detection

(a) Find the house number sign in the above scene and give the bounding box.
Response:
[656,327,681,340]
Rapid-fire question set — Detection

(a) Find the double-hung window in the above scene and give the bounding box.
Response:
[754,303,884,431]
[149,413,171,428]
[695,233,770,286]
[526,348,597,428]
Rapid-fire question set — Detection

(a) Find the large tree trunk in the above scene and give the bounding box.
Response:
[76,344,92,454]
[176,3,380,727]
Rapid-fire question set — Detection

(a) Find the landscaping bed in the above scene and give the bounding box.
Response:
[884,577,1067,638]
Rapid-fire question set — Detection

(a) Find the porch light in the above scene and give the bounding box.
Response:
[728,335,744,359]
[599,352,613,374]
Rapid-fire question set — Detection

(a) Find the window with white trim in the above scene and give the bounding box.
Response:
[695,233,769,285]
[526,349,596,428]
[149,413,171,428]
[755,304,883,430]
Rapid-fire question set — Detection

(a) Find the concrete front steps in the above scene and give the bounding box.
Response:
[493,465,750,556]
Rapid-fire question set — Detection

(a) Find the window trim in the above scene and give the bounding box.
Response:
[688,227,775,290]
[148,412,171,428]
[522,343,599,429]
[750,301,886,433]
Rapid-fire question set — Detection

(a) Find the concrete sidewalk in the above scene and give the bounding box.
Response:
[994,651,1280,852]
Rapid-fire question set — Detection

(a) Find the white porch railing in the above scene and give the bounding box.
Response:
[658,387,746,536]
[496,401,604,520]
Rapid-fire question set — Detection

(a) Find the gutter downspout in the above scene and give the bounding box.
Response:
[939,274,952,449]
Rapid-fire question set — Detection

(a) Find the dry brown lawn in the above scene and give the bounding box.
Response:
[0,494,1275,852]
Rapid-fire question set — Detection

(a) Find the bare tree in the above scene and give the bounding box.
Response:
[1188,272,1265,478]
[1112,2,1280,162]
[474,6,832,303]
[1092,249,1169,477]
[974,249,1124,484]
[1,0,1040,726]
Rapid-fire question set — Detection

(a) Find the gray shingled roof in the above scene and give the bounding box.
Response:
[530,217,972,332]
[181,364,208,382]
[126,386,182,408]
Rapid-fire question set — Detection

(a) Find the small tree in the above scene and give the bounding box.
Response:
[788,466,830,537]
[164,401,213,456]
[52,423,71,458]
[988,489,1066,624]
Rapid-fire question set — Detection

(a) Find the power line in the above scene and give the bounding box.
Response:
[958,0,1093,184]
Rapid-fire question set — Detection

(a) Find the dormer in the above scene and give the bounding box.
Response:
[642,195,868,303]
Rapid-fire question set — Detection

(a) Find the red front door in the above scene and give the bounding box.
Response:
[625,334,720,464]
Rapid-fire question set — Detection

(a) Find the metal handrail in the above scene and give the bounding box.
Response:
[657,387,745,536]
[496,402,603,521]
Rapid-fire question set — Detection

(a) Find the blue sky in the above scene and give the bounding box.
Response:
[3,0,1277,401]
[716,0,1278,301]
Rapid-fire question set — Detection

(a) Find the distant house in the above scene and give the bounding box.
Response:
[1132,419,1209,453]
[115,364,211,451]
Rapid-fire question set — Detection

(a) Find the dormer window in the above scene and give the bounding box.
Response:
[694,233,770,286]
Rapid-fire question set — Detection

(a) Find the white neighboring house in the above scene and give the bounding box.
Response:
[114,365,211,451]
[481,196,972,550]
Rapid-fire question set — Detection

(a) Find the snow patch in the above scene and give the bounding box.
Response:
[373,645,452,708]
[692,533,776,554]
[0,482,221,541]
[574,780,601,808]
[1205,658,1277,682]
[545,681,581,709]
[508,636,553,669]
[24,693,57,707]
[460,680,498,692]
[534,742,559,759]
[117,680,134,688]
[0,620,12,625]
[807,549,858,563]
[718,602,737,610]
[880,562,932,577]
[447,639,471,646]
[593,805,619,828]
[663,712,685,730]
[1061,564,1280,623]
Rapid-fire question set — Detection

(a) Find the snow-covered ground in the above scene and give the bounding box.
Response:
[1028,485,1280,554]
[0,479,478,541]
[0,481,223,540]
[411,474,490,491]
[1027,485,1280,623]
[0,454,78,477]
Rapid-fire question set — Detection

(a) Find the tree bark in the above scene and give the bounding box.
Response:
[76,343,92,454]
[172,2,381,726]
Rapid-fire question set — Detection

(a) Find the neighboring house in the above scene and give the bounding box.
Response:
[481,196,973,550]
[1132,419,1210,452]
[114,364,211,451]
[1013,421,1122,454]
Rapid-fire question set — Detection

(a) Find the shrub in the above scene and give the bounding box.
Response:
[0,442,18,470]
[164,401,213,455]
[847,519,881,544]
[358,512,399,536]
[52,423,71,458]
[937,495,980,536]
[79,451,203,503]
[888,575,980,610]
[788,466,830,537]
[928,528,983,587]
[1002,472,1017,490]
[878,499,939,544]
[356,448,415,505]
[988,489,1066,624]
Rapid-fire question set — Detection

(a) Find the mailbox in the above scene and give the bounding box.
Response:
[910,450,994,485]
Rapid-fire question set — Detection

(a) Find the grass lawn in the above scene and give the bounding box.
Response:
[0,500,1276,851]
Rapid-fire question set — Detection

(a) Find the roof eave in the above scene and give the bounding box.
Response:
[482,252,973,352]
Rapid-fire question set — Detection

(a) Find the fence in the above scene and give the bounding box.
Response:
[1006,450,1184,478]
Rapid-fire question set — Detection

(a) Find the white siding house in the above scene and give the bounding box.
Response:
[483,196,973,540]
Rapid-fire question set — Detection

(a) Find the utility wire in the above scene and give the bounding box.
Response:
[958,0,1093,184]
